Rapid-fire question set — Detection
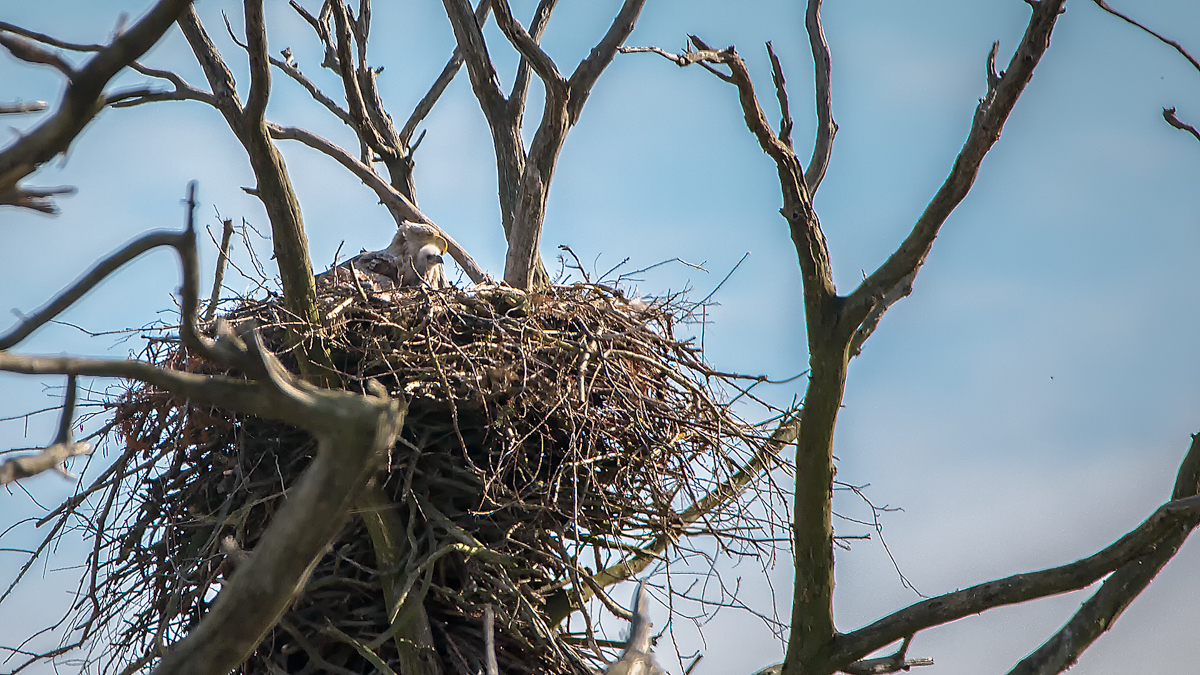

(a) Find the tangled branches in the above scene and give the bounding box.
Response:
[26,281,790,675]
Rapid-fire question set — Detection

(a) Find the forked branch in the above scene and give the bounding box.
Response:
[1005,433,1200,675]
[0,0,193,197]
[0,375,91,484]
[443,0,647,289]
[620,38,837,323]
[822,442,1200,672]
[842,0,1067,341]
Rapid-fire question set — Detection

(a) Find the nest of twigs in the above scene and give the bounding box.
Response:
[93,280,771,674]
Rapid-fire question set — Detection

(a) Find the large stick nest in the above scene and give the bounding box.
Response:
[83,281,780,674]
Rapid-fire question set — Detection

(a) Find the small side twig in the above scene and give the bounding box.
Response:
[841,636,933,675]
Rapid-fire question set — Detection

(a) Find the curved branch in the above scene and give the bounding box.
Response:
[842,0,1066,338]
[0,100,47,115]
[545,416,801,625]
[823,489,1200,671]
[267,123,490,284]
[491,0,565,91]
[242,0,273,123]
[623,40,835,321]
[1004,433,1200,675]
[401,0,490,147]
[1092,0,1200,74]
[1164,106,1200,143]
[565,0,646,125]
[509,0,558,117]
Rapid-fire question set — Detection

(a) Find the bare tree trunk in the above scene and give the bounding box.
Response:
[177,3,334,383]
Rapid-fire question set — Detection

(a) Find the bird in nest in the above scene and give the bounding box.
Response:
[385,221,450,289]
[318,221,450,292]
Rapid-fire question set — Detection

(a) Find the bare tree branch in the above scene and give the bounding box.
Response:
[401,0,491,147]
[623,39,836,317]
[0,375,91,484]
[766,42,794,150]
[266,123,489,284]
[205,217,237,322]
[0,100,47,114]
[178,5,334,382]
[822,482,1200,671]
[803,0,836,192]
[1092,0,1200,74]
[0,33,75,75]
[490,0,565,91]
[0,183,74,214]
[841,636,932,675]
[242,0,273,123]
[1004,433,1200,675]
[0,0,194,195]
[509,0,558,117]
[564,0,646,125]
[842,1,1066,340]
[1164,106,1200,143]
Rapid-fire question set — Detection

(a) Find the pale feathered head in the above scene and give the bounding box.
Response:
[388,222,449,288]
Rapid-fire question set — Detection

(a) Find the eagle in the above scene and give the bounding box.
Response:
[317,221,450,292]
[604,582,666,675]
[386,221,450,289]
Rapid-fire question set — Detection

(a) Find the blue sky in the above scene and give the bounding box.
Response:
[2,1,1199,673]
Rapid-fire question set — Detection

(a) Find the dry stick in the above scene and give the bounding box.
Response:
[0,184,75,214]
[1164,107,1200,143]
[1092,2,1200,141]
[204,218,236,322]
[839,636,931,675]
[1092,0,1200,73]
[765,42,793,149]
[0,375,92,485]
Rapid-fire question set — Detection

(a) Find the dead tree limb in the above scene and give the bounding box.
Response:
[0,185,407,675]
[0,0,192,203]
[823,462,1200,671]
[1090,2,1200,144]
[803,0,836,192]
[0,100,47,114]
[842,0,1066,340]
[624,3,1068,674]
[1004,433,1200,675]
[0,375,91,484]
[442,0,646,290]
[176,2,334,383]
